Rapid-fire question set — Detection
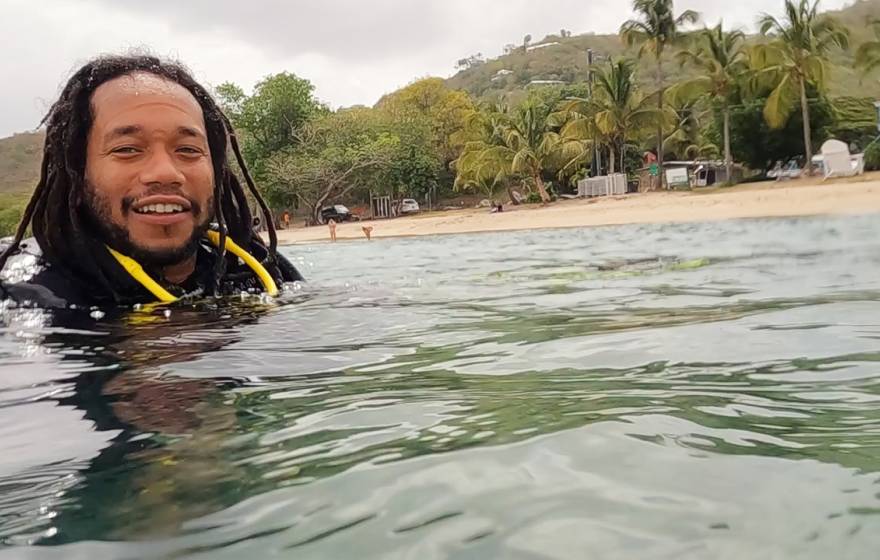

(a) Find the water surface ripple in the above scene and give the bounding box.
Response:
[1,215,879,558]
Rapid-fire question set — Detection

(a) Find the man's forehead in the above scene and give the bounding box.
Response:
[90,72,205,124]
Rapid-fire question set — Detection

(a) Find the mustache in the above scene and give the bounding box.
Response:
[121,186,203,216]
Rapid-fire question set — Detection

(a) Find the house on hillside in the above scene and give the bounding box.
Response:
[526,42,560,52]
[491,69,514,82]
[528,80,566,86]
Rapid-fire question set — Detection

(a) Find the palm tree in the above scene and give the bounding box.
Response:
[453,103,513,200]
[753,0,849,172]
[558,59,661,174]
[454,103,585,203]
[664,99,720,161]
[673,24,747,182]
[855,19,880,74]
[620,0,699,187]
[452,150,509,203]
[507,103,564,202]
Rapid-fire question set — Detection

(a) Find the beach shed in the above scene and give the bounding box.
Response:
[638,161,742,190]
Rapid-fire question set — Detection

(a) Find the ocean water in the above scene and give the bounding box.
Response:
[1,215,879,559]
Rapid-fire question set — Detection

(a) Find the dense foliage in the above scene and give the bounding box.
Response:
[3,0,880,236]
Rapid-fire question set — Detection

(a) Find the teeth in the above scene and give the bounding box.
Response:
[136,203,185,214]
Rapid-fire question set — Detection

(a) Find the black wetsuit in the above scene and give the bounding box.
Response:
[0,237,302,308]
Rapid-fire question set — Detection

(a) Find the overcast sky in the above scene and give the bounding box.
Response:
[0,0,854,138]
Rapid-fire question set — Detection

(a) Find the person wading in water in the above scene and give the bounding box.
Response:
[0,55,301,308]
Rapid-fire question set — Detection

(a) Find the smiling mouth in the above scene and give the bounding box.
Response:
[133,203,187,215]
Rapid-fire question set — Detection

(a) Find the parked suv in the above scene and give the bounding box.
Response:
[399,198,420,214]
[320,204,356,223]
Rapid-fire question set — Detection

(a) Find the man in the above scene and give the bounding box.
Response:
[0,55,301,308]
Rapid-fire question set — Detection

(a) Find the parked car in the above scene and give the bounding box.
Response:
[399,198,420,214]
[320,204,357,223]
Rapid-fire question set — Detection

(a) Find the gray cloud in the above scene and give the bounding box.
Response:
[0,0,854,137]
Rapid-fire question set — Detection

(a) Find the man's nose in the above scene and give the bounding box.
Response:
[139,148,185,186]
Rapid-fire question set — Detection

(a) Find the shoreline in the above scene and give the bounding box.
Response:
[272,177,880,245]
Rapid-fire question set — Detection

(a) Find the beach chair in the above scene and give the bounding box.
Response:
[782,159,802,180]
[768,161,784,181]
[821,139,865,180]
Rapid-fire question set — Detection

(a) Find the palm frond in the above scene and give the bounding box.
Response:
[764,73,798,129]
[676,9,700,27]
[758,14,781,36]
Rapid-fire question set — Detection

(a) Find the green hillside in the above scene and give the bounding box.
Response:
[0,132,43,237]
[445,0,880,101]
[0,131,43,195]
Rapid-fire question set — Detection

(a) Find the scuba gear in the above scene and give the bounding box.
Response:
[1,232,300,309]
[107,230,279,304]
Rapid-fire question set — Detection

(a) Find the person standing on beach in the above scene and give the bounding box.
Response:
[643,151,660,191]
[327,219,337,242]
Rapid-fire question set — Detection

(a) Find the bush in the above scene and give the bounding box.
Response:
[864,142,880,171]
[724,89,834,171]
[525,192,543,204]
[523,190,559,204]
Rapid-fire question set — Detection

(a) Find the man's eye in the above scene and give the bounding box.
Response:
[177,146,204,155]
[111,146,141,155]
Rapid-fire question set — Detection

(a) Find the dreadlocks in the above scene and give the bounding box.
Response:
[0,54,281,304]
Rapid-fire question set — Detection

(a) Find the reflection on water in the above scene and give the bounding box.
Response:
[1,215,880,558]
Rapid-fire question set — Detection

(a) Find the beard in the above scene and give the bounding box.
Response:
[83,181,214,268]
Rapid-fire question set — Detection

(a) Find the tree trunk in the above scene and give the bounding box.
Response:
[656,58,665,189]
[312,189,335,225]
[609,145,617,175]
[535,174,551,204]
[799,75,813,175]
[507,185,521,205]
[723,105,733,184]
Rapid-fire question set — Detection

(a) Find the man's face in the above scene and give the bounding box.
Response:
[84,72,214,265]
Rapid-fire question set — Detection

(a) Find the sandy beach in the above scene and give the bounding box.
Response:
[274,176,880,245]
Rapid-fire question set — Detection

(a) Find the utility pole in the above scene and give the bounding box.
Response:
[587,49,602,177]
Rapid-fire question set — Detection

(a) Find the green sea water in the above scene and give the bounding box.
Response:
[1,215,879,559]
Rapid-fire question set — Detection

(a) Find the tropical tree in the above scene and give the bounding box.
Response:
[752,0,849,171]
[375,77,477,190]
[453,103,513,201]
[620,0,699,186]
[723,90,834,171]
[263,109,399,224]
[672,24,748,181]
[557,58,661,174]
[454,102,586,203]
[215,73,327,180]
[663,97,719,161]
[376,79,475,156]
[504,103,587,202]
[452,149,510,203]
